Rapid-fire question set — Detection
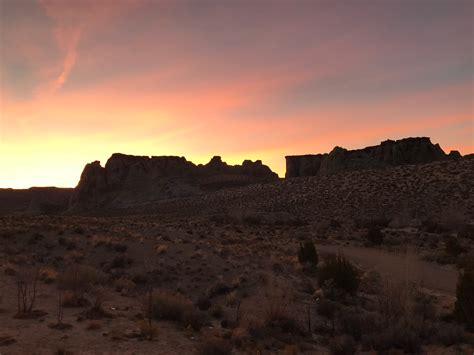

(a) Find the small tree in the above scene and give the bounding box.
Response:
[298,241,318,267]
[318,254,359,296]
[454,269,474,330]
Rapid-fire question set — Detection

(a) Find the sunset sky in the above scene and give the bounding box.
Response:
[1,0,473,188]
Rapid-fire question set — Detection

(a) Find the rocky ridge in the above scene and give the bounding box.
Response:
[285,137,460,178]
[69,154,278,210]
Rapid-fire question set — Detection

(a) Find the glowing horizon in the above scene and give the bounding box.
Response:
[1,0,473,189]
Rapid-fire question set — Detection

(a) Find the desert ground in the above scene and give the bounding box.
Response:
[0,157,473,354]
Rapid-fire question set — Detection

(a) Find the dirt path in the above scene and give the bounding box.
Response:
[316,244,458,295]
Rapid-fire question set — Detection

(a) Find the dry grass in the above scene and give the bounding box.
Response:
[137,319,158,339]
[155,244,168,254]
[58,265,106,306]
[86,320,102,331]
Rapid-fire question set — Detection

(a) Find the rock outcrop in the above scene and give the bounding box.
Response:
[0,187,73,215]
[286,137,459,178]
[70,154,278,210]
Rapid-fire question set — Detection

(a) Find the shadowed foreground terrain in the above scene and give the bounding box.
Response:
[0,153,473,354]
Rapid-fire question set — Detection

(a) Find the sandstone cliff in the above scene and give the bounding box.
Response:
[70,154,278,211]
[285,137,460,178]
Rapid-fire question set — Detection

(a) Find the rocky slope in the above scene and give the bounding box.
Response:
[104,157,474,226]
[69,154,278,211]
[285,137,460,177]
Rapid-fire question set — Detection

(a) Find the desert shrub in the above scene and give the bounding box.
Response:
[412,290,436,321]
[156,245,168,254]
[262,280,291,325]
[328,335,356,355]
[131,273,149,285]
[39,268,58,284]
[90,286,108,313]
[377,280,413,323]
[458,223,474,240]
[359,270,382,294]
[242,214,261,226]
[457,251,474,270]
[209,305,224,319]
[225,290,239,307]
[73,226,85,234]
[356,217,390,229]
[28,232,44,245]
[54,346,73,355]
[207,281,233,298]
[111,256,133,268]
[329,219,341,229]
[338,308,380,341]
[454,269,474,330]
[298,241,318,267]
[113,243,128,253]
[196,296,212,311]
[445,236,466,257]
[15,267,41,317]
[86,320,102,330]
[137,319,158,339]
[317,299,339,331]
[422,219,449,234]
[197,337,232,355]
[362,318,422,353]
[365,227,383,245]
[114,277,136,293]
[433,321,465,346]
[150,291,204,330]
[58,265,106,305]
[317,299,339,319]
[58,236,76,250]
[318,254,359,296]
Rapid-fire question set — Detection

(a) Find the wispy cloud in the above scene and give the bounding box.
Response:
[37,0,141,93]
[51,26,82,91]
[38,0,84,93]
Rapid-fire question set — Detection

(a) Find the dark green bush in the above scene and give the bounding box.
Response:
[318,254,359,295]
[298,241,318,266]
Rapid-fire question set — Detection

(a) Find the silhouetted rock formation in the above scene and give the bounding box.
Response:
[70,154,278,210]
[0,187,73,215]
[285,137,458,178]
